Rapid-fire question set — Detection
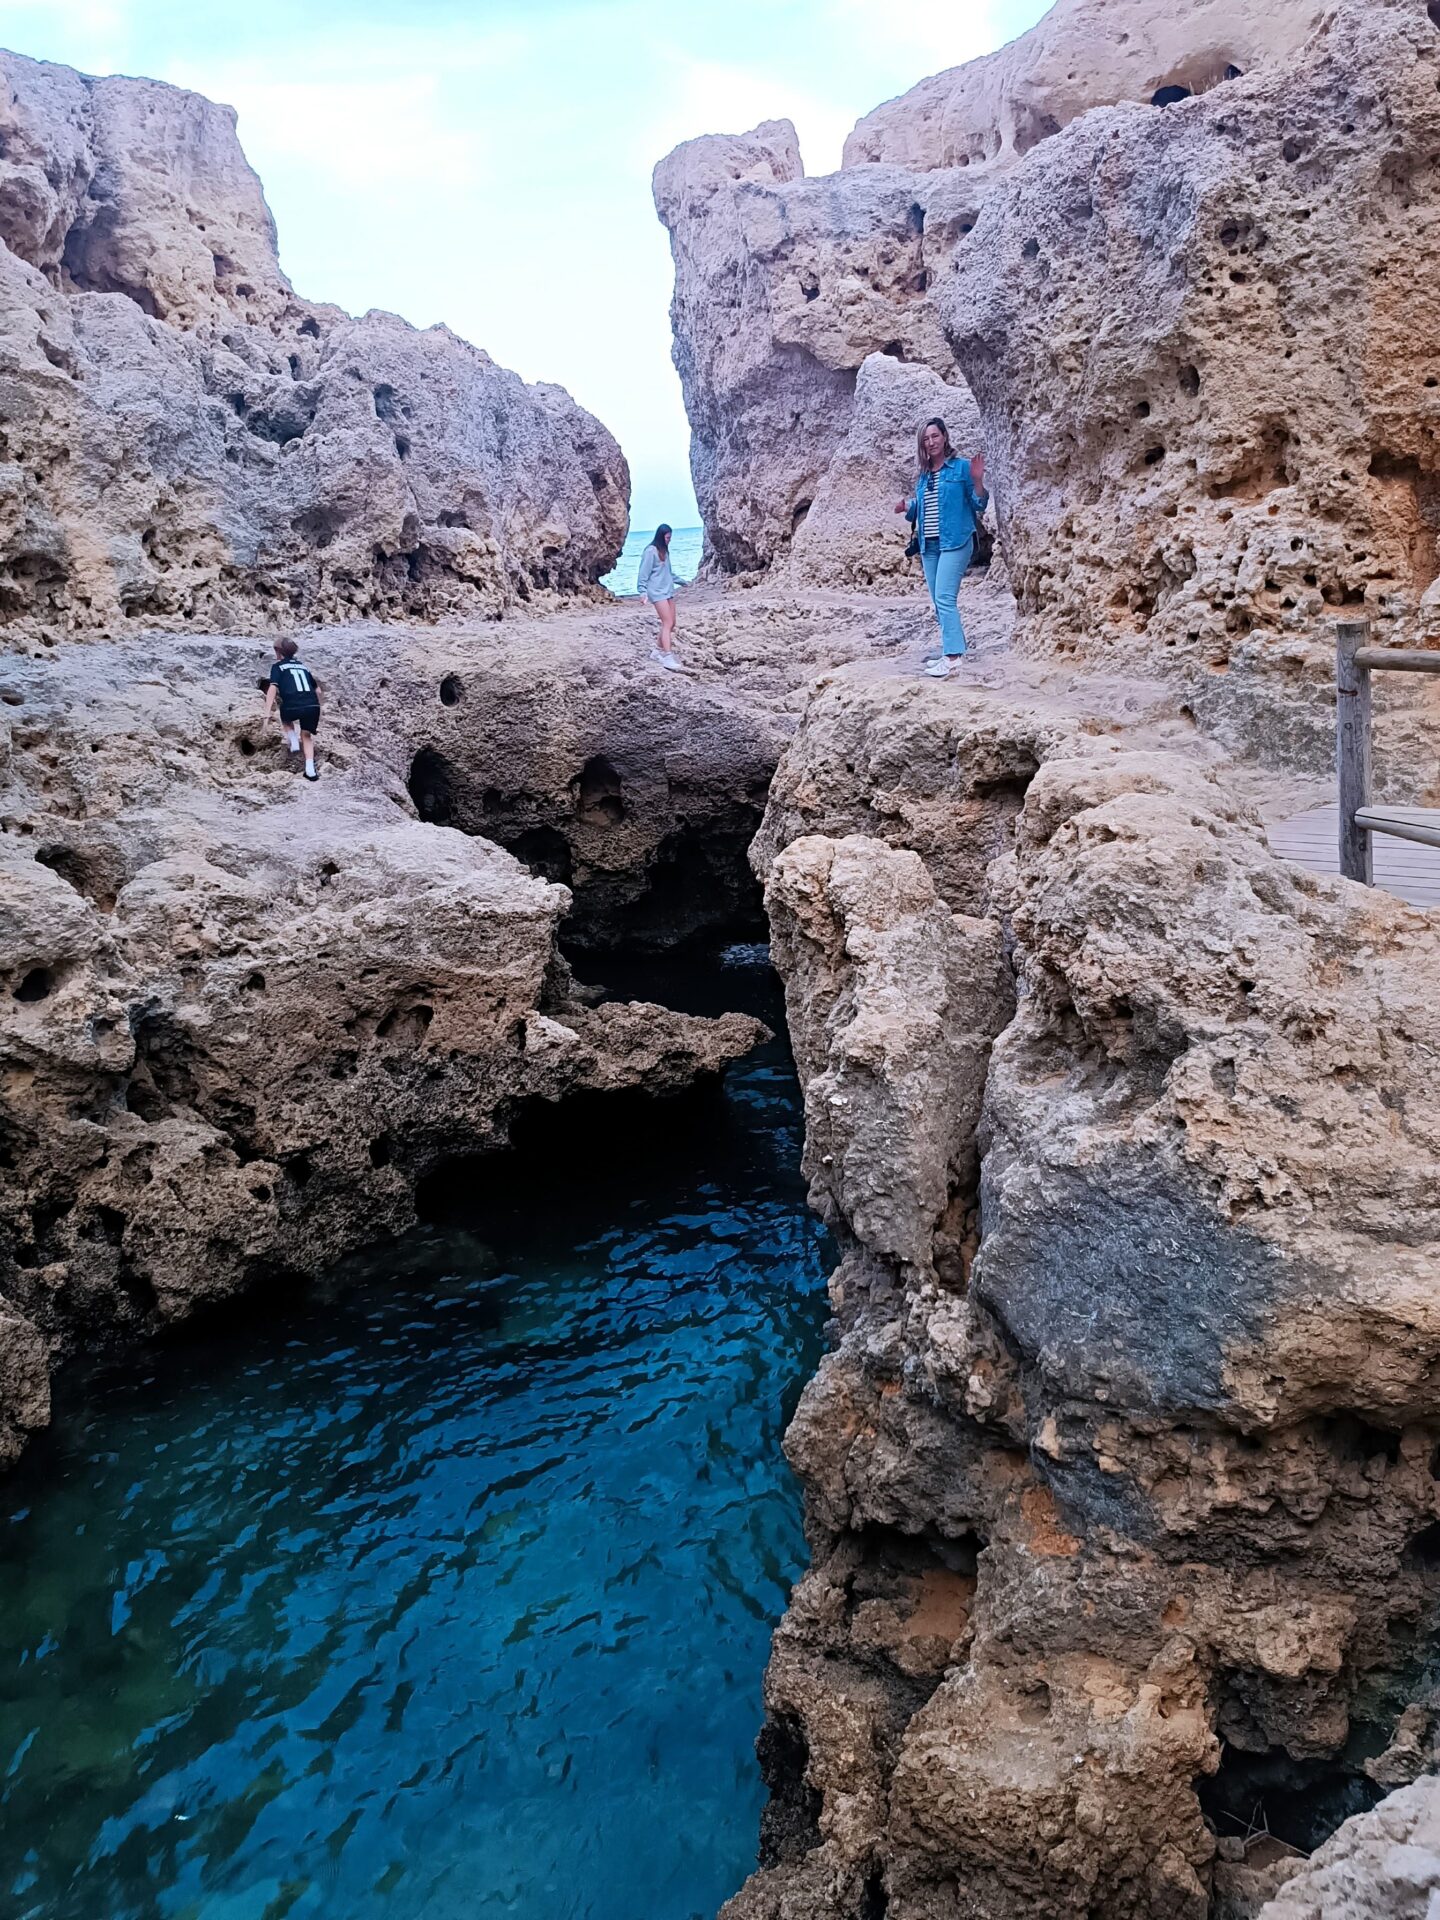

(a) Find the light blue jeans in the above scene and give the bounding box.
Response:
[921,538,973,656]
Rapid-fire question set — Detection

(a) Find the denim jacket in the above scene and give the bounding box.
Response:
[905,456,989,550]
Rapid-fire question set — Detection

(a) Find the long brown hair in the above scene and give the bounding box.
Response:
[652,523,672,555]
[916,417,951,470]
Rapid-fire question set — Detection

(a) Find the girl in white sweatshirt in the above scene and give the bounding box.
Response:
[635,523,681,670]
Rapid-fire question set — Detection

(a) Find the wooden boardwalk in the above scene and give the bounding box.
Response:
[1268,804,1440,910]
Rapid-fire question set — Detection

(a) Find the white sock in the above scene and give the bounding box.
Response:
[286,727,300,751]
[305,756,315,775]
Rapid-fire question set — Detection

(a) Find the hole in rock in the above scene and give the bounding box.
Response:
[1330,1415,1401,1466]
[1152,84,1193,107]
[907,202,925,236]
[573,755,626,828]
[1405,1520,1440,1567]
[375,1004,433,1046]
[859,1870,889,1920]
[417,1062,760,1232]
[1021,238,1040,259]
[243,971,266,993]
[1430,2,1440,28]
[407,748,455,826]
[505,826,574,887]
[1224,63,1244,80]
[14,968,53,1003]
[791,499,812,534]
[756,1714,823,1869]
[1012,108,1060,154]
[368,1135,393,1168]
[84,1205,127,1247]
[438,674,463,708]
[292,505,343,549]
[595,816,769,956]
[1198,1741,1384,1855]
[34,843,114,908]
[1179,364,1201,396]
[881,341,906,361]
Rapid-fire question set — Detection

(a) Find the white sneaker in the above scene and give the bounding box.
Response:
[924,657,952,679]
[652,648,682,671]
[285,729,300,752]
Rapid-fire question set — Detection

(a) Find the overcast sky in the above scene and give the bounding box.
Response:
[8,0,1050,528]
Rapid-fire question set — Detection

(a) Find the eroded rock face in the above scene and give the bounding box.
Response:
[0,625,793,1470]
[654,122,963,575]
[0,49,628,644]
[654,0,1328,586]
[733,664,1440,1919]
[943,0,1440,773]
[790,354,979,590]
[1258,1775,1440,1919]
[845,0,1328,173]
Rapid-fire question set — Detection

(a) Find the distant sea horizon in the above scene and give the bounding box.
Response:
[602,525,704,597]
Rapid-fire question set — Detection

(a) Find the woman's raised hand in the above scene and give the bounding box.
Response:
[970,452,987,488]
[894,499,908,514]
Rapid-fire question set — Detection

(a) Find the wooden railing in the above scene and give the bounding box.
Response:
[1335,619,1440,885]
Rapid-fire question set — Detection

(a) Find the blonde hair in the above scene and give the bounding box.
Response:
[916,417,951,468]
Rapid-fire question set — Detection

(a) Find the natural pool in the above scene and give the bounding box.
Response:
[0,964,831,1920]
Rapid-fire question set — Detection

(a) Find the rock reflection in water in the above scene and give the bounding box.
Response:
[0,975,829,1920]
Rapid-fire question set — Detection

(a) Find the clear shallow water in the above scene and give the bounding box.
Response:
[0,968,830,1920]
[601,527,703,598]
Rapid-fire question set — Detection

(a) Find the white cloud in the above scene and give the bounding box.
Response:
[4,0,1044,530]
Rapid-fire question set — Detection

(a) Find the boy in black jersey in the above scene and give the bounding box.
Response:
[264,638,323,781]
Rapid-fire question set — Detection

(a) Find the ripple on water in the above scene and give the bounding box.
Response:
[0,1011,831,1920]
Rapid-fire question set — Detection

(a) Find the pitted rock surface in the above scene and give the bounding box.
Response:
[0,48,628,646]
[943,0,1440,775]
[730,656,1440,1920]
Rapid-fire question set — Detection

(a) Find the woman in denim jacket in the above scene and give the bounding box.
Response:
[895,417,988,679]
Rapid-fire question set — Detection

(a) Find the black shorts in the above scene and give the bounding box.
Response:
[281,704,321,734]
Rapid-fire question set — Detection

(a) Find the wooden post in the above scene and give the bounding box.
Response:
[1335,619,1373,885]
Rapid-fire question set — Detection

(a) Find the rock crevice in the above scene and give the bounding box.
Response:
[732,666,1440,1920]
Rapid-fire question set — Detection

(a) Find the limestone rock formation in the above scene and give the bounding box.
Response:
[845,0,1328,172]
[0,577,953,1474]
[943,0,1440,770]
[1258,1776,1440,1919]
[789,353,980,590]
[731,662,1440,1919]
[654,122,961,575]
[0,48,628,644]
[0,610,861,1469]
[654,0,1328,585]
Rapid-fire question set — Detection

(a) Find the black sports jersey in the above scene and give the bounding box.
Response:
[269,660,319,707]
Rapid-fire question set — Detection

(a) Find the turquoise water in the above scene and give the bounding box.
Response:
[602,528,704,598]
[0,967,830,1920]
